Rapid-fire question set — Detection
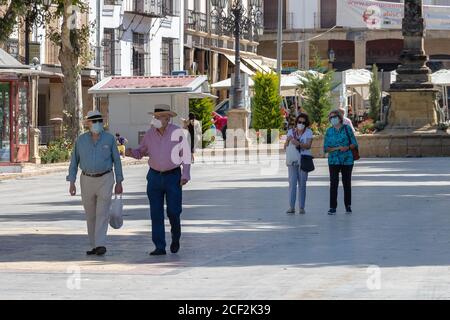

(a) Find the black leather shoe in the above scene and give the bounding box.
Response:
[346,206,352,214]
[95,246,107,256]
[150,248,167,256]
[170,241,180,253]
[86,248,97,255]
[328,208,337,215]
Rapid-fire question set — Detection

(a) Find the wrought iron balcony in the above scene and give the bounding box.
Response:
[124,0,179,18]
[185,9,208,33]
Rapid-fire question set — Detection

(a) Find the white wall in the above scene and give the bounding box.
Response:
[108,93,188,148]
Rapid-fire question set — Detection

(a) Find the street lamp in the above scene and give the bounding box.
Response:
[328,49,336,63]
[210,0,262,110]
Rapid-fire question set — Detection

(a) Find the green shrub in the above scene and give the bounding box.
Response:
[189,98,214,148]
[357,119,376,134]
[299,70,334,130]
[252,72,284,143]
[40,138,73,164]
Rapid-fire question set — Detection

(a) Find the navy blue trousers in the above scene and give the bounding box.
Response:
[146,168,182,250]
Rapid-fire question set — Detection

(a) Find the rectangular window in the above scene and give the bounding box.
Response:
[103,28,115,76]
[161,38,174,75]
[263,0,286,30]
[18,86,28,145]
[320,0,337,29]
[133,32,146,76]
[0,83,11,162]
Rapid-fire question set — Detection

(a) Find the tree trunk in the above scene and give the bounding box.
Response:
[58,0,84,142]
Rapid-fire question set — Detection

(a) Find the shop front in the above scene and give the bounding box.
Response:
[0,48,32,167]
[0,78,30,165]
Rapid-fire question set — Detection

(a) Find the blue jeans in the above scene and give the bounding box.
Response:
[146,168,182,250]
[288,164,308,210]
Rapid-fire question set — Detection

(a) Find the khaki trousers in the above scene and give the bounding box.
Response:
[80,172,114,248]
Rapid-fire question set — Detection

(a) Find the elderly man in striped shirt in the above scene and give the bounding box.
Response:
[126,105,191,256]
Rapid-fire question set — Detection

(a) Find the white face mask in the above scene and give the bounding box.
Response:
[151,118,163,129]
[297,124,305,130]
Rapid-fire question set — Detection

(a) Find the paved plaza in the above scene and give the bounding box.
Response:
[0,156,450,299]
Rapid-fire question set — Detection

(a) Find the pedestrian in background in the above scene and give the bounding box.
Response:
[324,110,358,215]
[115,133,128,158]
[182,113,202,163]
[284,113,313,215]
[67,110,124,256]
[126,105,191,256]
[212,111,228,143]
[339,107,356,132]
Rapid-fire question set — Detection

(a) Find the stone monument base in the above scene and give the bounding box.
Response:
[309,131,450,158]
[225,108,251,148]
[387,89,439,130]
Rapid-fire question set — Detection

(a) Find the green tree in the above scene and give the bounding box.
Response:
[189,98,214,147]
[299,70,334,132]
[252,71,284,142]
[0,0,93,142]
[369,64,381,121]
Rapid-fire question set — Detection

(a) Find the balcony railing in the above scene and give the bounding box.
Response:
[185,9,207,33]
[124,0,179,18]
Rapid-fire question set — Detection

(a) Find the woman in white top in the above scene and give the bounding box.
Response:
[284,113,314,214]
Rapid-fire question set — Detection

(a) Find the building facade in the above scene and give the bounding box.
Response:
[259,0,450,73]
[93,0,184,78]
[183,0,266,99]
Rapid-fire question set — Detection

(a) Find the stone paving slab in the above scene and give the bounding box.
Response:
[1,158,450,299]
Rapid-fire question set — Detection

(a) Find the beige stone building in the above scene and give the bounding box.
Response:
[259,0,450,73]
[184,0,273,100]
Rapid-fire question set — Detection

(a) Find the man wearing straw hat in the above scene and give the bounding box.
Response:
[67,110,124,256]
[126,105,191,256]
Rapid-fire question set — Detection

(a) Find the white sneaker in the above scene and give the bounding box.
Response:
[286,208,295,215]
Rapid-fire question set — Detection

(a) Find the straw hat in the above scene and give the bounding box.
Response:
[148,104,177,117]
[85,110,104,121]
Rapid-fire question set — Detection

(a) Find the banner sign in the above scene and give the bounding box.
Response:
[337,0,450,30]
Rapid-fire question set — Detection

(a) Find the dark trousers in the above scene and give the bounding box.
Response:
[329,165,353,209]
[146,168,182,250]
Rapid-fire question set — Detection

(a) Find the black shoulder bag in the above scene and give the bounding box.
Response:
[296,131,315,172]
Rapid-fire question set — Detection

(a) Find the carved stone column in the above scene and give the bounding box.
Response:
[388,0,439,130]
[391,0,433,90]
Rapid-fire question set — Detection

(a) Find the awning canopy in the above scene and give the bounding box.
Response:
[224,54,255,76]
[211,70,321,96]
[431,69,450,86]
[242,57,272,73]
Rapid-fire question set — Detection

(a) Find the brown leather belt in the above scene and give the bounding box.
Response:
[82,169,112,178]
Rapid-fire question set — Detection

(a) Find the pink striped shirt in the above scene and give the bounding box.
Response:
[131,124,191,181]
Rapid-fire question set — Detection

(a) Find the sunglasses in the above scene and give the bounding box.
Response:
[298,121,306,125]
[91,119,103,124]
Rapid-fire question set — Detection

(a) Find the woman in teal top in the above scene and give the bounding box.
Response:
[323,110,358,215]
